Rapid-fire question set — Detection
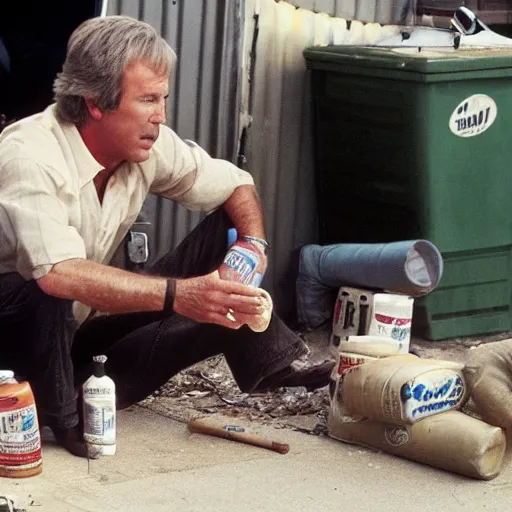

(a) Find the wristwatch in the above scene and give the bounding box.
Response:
[240,235,270,255]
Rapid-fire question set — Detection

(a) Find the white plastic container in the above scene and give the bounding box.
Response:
[330,287,414,357]
[331,287,371,341]
[82,355,116,457]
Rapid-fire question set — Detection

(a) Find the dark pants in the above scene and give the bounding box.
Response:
[0,210,306,429]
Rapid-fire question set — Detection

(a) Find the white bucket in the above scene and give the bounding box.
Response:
[367,294,414,353]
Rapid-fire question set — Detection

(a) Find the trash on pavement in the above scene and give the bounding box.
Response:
[188,418,289,454]
[0,497,26,512]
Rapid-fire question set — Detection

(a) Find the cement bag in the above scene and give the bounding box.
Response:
[339,354,468,424]
[464,340,512,429]
[327,410,506,480]
[335,352,379,375]
[329,352,375,422]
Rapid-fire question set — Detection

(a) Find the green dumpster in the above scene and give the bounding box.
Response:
[303,46,512,340]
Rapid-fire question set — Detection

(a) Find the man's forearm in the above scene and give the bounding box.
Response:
[222,185,266,240]
[37,257,269,330]
[37,258,167,314]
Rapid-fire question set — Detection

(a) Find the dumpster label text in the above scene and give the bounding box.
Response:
[449,94,497,138]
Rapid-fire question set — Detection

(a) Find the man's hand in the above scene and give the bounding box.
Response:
[173,271,267,329]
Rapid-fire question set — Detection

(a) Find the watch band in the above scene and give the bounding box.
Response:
[240,235,270,253]
[164,278,176,313]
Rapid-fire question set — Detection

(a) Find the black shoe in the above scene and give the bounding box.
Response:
[50,424,88,458]
[255,358,335,392]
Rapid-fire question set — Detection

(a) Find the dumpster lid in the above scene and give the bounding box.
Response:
[303,45,512,74]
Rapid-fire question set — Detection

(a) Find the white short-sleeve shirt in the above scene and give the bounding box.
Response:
[0,105,254,323]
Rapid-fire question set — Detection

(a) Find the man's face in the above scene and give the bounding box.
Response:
[99,60,169,164]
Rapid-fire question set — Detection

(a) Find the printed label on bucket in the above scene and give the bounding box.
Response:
[400,370,465,422]
[368,313,411,349]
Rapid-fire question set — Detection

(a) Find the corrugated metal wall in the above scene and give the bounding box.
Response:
[287,0,412,24]
[242,0,401,318]
[106,0,404,319]
[107,0,243,263]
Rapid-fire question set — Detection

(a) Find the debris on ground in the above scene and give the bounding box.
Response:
[139,354,330,435]
[0,496,26,512]
[138,326,510,435]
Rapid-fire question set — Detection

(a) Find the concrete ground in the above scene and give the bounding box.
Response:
[2,405,512,512]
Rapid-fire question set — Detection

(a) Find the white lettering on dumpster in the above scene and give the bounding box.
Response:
[449,94,497,138]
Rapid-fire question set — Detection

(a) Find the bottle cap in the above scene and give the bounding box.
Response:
[92,355,107,378]
[0,370,15,383]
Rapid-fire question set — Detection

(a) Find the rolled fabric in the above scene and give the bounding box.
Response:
[297,240,443,328]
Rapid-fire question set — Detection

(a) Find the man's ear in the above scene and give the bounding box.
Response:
[84,98,104,120]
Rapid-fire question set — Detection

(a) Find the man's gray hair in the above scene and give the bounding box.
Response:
[53,16,177,126]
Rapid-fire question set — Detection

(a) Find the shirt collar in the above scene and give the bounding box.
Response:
[50,105,104,187]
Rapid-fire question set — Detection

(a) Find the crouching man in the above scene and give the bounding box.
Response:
[0,16,333,457]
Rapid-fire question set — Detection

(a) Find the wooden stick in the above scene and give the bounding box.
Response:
[188,419,289,455]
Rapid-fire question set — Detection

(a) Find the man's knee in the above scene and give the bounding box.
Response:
[0,272,43,310]
[0,272,75,331]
